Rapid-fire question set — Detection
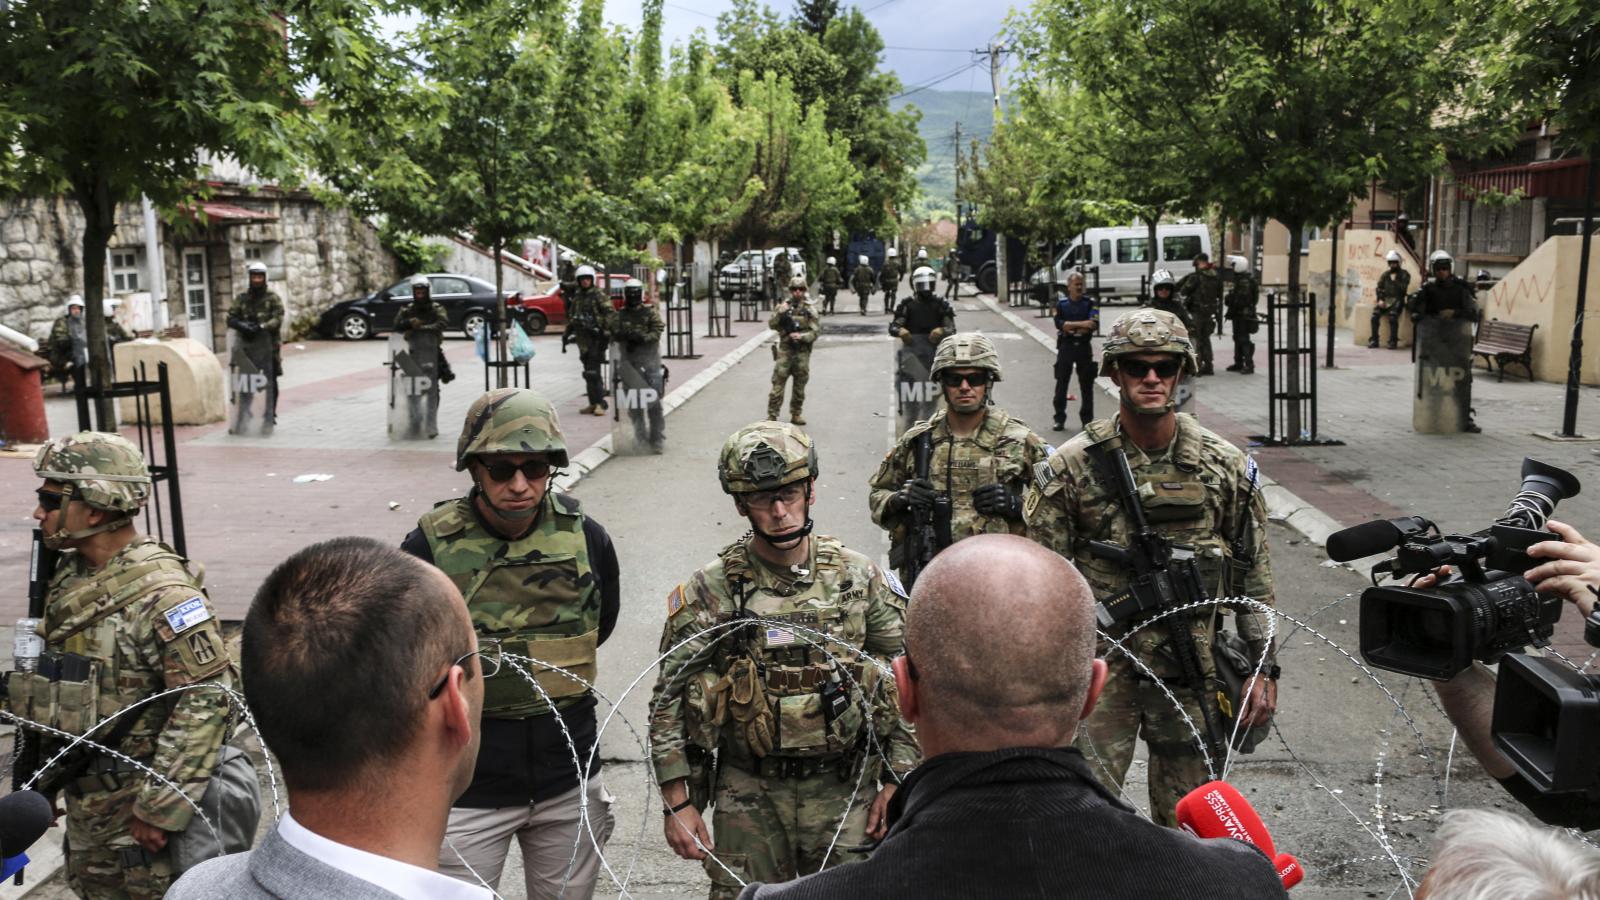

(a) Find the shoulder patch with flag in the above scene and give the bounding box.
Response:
[765,626,797,647]
[883,569,909,600]
[163,597,211,634]
[1033,459,1057,492]
[666,585,686,617]
[1245,456,1260,488]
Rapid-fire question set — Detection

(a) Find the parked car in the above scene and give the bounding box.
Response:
[719,247,808,285]
[508,273,645,334]
[1030,224,1213,298]
[318,274,514,340]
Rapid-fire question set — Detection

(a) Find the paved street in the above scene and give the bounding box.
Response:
[7,288,1600,898]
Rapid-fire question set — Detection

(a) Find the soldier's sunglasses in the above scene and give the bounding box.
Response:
[939,371,990,388]
[427,638,504,700]
[1118,358,1183,379]
[35,489,64,513]
[483,460,552,483]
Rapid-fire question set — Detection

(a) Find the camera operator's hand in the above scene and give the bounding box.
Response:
[1526,520,1600,617]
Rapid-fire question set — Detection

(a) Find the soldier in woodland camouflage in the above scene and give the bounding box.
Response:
[869,334,1050,586]
[564,265,618,415]
[1176,254,1222,375]
[1369,250,1410,349]
[650,422,919,900]
[851,256,876,316]
[767,276,821,426]
[818,256,842,314]
[401,388,622,898]
[13,432,232,899]
[1023,309,1281,827]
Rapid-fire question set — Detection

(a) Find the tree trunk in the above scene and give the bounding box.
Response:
[75,175,118,428]
[494,237,507,389]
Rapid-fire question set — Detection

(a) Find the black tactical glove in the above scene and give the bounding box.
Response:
[972,483,1023,520]
[889,477,938,517]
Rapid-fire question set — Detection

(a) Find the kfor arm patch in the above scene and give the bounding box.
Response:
[163,596,212,634]
[883,568,909,600]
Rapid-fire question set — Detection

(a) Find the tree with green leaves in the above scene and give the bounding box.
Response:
[0,0,383,423]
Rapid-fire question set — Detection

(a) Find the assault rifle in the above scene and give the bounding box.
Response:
[1084,442,1231,769]
[11,530,57,798]
[902,433,952,590]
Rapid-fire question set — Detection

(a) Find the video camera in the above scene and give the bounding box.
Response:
[1325,458,1580,681]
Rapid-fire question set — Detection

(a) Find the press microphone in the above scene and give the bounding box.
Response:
[1325,516,1430,562]
[1176,780,1304,890]
[0,789,53,882]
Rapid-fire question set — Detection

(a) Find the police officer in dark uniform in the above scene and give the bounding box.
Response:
[1052,271,1097,432]
[1413,250,1481,433]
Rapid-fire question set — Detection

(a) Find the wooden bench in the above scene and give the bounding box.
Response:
[1472,319,1537,382]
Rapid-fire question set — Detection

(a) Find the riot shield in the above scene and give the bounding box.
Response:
[895,333,940,435]
[610,339,666,455]
[227,328,277,436]
[1413,317,1474,433]
[388,330,442,440]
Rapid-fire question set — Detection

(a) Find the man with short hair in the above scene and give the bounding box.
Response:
[402,388,621,899]
[737,535,1288,899]
[1053,271,1097,431]
[168,537,490,899]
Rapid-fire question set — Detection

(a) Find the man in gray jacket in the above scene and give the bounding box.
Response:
[168,538,490,900]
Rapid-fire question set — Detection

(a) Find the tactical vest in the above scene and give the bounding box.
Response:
[920,410,1032,542]
[8,540,203,742]
[421,493,599,718]
[716,537,875,761]
[898,296,947,335]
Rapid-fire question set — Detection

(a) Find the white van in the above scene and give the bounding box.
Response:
[1032,224,1212,298]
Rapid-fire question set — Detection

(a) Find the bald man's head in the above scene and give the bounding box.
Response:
[901,535,1102,752]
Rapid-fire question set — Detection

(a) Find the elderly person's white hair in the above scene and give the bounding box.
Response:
[1418,808,1600,899]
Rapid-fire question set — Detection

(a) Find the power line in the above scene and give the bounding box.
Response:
[663,2,718,20]
[890,60,982,101]
[883,45,971,53]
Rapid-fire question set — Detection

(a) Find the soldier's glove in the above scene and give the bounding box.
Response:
[897,328,911,343]
[892,478,938,517]
[972,483,1023,521]
[929,327,945,344]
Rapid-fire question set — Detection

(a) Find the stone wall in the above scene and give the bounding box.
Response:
[0,196,91,339]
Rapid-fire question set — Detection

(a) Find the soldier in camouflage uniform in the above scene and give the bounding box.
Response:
[878,248,901,315]
[943,248,961,300]
[102,298,133,347]
[767,276,821,426]
[818,256,842,315]
[851,255,876,316]
[869,334,1049,588]
[1369,250,1410,349]
[650,422,919,900]
[1022,309,1281,827]
[12,432,232,899]
[1224,257,1260,374]
[1176,254,1222,375]
[563,265,618,416]
[615,284,666,451]
[771,248,793,304]
[46,294,90,393]
[402,388,621,898]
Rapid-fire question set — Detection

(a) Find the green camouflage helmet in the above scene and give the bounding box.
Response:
[930,333,1002,382]
[718,422,818,494]
[1099,308,1199,377]
[456,388,569,471]
[33,432,151,513]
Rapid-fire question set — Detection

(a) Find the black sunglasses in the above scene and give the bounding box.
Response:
[940,371,991,388]
[1119,358,1183,379]
[483,460,552,483]
[35,489,63,513]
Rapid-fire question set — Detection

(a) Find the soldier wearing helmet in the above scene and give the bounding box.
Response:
[943,246,962,300]
[1023,308,1281,828]
[392,275,454,438]
[890,266,958,430]
[228,261,285,430]
[1176,254,1222,375]
[870,334,1050,588]
[1413,250,1482,433]
[563,264,618,415]
[1416,249,1476,320]
[1224,256,1260,374]
[1147,268,1197,335]
[615,283,666,451]
[878,247,902,314]
[771,247,793,303]
[818,255,842,314]
[1369,249,1411,349]
[767,275,821,425]
[15,432,232,898]
[401,388,620,897]
[46,293,90,394]
[650,422,918,899]
[851,254,876,315]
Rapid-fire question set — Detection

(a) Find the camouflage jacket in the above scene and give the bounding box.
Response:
[819,265,842,289]
[104,317,132,345]
[772,252,793,284]
[615,303,663,349]
[1225,275,1259,322]
[37,538,232,831]
[564,286,617,347]
[230,290,284,342]
[768,298,820,356]
[880,261,901,289]
[1375,269,1411,307]
[398,298,447,335]
[852,265,876,294]
[868,408,1051,560]
[47,314,88,370]
[1178,269,1224,315]
[648,534,919,784]
[1022,414,1278,676]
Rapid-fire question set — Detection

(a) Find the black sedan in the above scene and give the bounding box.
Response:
[317,274,513,340]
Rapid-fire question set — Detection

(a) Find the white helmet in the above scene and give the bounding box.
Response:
[66,294,85,311]
[859,255,868,266]
[1428,250,1453,272]
[409,274,430,290]
[911,266,937,291]
[1230,256,1249,274]
[916,248,928,260]
[826,256,836,265]
[575,264,596,282]
[103,298,122,316]
[560,250,576,262]
[887,247,897,257]
[1152,269,1176,290]
[1385,250,1402,263]
[246,261,268,276]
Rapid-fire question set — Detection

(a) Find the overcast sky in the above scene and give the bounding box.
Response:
[599,0,1019,89]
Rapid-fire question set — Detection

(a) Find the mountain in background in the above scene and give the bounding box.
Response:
[895,89,993,222]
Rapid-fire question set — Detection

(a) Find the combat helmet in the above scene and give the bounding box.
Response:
[1151,269,1177,291]
[789,275,808,290]
[911,266,937,292]
[455,388,569,471]
[33,432,152,546]
[1385,250,1402,263]
[826,256,836,266]
[930,333,1002,383]
[718,422,818,495]
[1428,249,1454,274]
[1099,308,1199,378]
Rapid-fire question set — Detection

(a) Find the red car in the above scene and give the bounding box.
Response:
[509,274,645,334]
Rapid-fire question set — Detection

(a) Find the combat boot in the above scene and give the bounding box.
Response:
[1368,338,1379,348]
[790,412,806,426]
[1225,363,1241,372]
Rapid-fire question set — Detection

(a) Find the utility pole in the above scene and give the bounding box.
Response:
[980,41,1008,303]
[952,121,962,212]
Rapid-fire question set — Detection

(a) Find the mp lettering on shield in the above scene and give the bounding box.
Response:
[618,387,660,409]
[1423,366,1467,388]
[899,380,939,403]
[232,372,269,394]
[401,375,433,395]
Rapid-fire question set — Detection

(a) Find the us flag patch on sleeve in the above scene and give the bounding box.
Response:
[1033,459,1057,492]
[1246,456,1260,488]
[883,569,909,599]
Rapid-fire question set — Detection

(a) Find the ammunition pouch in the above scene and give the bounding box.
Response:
[766,663,867,756]
[6,652,101,737]
[482,629,598,716]
[684,744,717,813]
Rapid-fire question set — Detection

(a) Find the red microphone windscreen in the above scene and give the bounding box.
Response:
[1174,780,1276,858]
[1274,853,1304,889]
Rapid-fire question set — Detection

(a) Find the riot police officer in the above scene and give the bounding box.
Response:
[869,334,1050,589]
[818,256,842,314]
[227,262,284,433]
[890,265,957,429]
[1023,309,1281,828]
[1177,254,1222,375]
[15,433,232,899]
[650,422,919,900]
[615,284,666,452]
[879,248,902,314]
[46,294,89,394]
[1370,250,1410,349]
[1412,250,1481,433]
[402,388,621,897]
[563,265,618,415]
[1148,269,1197,334]
[851,255,876,315]
[1224,257,1260,374]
